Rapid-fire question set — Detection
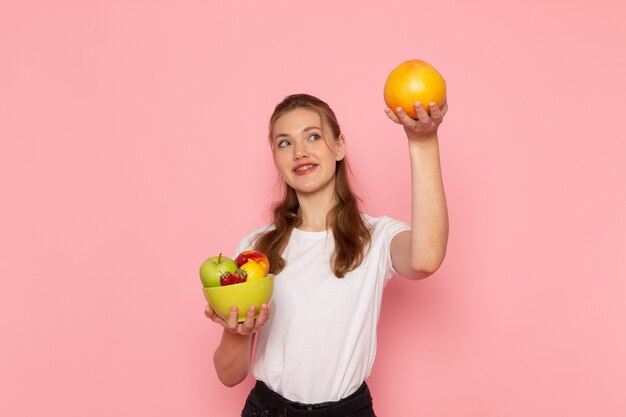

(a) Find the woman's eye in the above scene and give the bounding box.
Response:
[309,134,321,141]
[278,140,289,148]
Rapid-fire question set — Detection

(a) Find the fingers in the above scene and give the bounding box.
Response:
[240,305,257,333]
[255,304,271,328]
[205,304,228,327]
[225,306,240,331]
[205,304,220,320]
[384,107,402,124]
[394,106,420,127]
[414,101,448,127]
[240,304,271,334]
[440,99,448,116]
[386,100,448,131]
[394,104,433,127]
[414,102,433,127]
[204,304,271,335]
[429,102,444,124]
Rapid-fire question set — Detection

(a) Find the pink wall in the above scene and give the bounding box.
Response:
[2,1,625,416]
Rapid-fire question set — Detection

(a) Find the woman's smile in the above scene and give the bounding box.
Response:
[293,163,318,175]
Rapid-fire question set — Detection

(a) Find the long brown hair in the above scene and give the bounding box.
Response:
[252,94,371,278]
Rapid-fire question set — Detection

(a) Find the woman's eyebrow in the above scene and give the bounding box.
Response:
[274,126,321,140]
[302,126,321,132]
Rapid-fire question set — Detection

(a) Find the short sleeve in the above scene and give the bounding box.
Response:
[373,216,411,281]
[231,224,273,259]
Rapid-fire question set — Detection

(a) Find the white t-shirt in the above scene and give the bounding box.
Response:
[233,214,411,403]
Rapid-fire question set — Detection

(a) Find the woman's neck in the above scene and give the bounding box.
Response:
[295,186,337,232]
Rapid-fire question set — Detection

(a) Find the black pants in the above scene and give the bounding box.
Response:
[241,380,377,417]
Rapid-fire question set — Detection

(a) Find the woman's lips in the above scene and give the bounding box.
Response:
[293,164,318,175]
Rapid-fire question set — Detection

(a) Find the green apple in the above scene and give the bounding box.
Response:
[199,254,238,287]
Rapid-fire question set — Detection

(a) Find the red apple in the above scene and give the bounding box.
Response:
[235,250,270,275]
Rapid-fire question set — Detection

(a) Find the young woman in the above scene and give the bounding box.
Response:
[205,93,449,416]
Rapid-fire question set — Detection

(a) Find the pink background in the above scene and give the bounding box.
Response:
[2,1,625,416]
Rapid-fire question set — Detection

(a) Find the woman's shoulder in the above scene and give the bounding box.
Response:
[361,212,407,227]
[233,223,275,254]
[360,213,411,238]
[241,223,275,241]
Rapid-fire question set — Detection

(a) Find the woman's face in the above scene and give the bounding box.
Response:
[270,107,345,196]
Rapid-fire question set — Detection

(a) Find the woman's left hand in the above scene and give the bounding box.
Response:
[384,100,448,143]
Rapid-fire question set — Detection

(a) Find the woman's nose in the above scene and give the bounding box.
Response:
[293,142,308,160]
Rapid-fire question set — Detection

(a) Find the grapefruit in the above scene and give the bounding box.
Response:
[384,59,446,119]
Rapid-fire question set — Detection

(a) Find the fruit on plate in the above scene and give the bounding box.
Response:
[199,254,238,287]
[383,59,446,119]
[235,250,270,275]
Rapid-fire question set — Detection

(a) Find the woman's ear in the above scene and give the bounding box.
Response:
[336,135,347,161]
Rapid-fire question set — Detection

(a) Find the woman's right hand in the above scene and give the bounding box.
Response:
[207,304,271,386]
[204,304,271,336]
